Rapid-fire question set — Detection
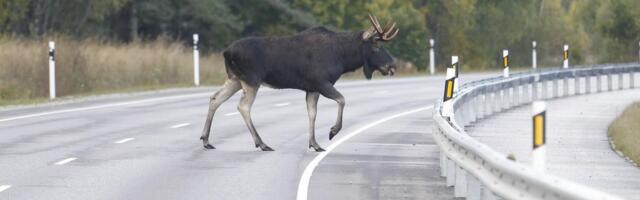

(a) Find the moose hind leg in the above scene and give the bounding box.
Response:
[319,85,345,140]
[238,81,273,151]
[306,92,324,152]
[200,79,241,149]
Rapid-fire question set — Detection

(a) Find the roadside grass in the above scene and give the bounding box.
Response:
[608,102,640,166]
[0,35,227,106]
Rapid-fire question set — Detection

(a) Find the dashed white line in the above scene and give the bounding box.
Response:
[0,93,209,122]
[0,185,11,193]
[224,112,240,116]
[54,157,78,165]
[274,102,291,107]
[170,123,190,128]
[296,106,433,200]
[114,138,135,144]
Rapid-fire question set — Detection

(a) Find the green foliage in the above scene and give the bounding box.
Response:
[1,0,639,70]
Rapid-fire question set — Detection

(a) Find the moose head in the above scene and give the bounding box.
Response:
[361,14,400,80]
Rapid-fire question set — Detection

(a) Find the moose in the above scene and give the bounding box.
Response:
[200,14,399,152]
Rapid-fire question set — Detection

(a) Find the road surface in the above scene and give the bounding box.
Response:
[0,74,490,200]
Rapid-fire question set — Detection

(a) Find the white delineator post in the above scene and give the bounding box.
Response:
[563,44,569,69]
[532,101,546,172]
[532,41,537,69]
[441,64,456,118]
[502,49,509,78]
[429,39,435,75]
[193,34,200,86]
[48,41,56,99]
[452,56,459,92]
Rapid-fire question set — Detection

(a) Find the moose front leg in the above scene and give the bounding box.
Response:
[319,85,345,140]
[306,92,325,152]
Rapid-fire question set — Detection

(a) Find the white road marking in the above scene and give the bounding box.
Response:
[224,112,239,116]
[170,123,190,128]
[296,105,433,200]
[0,93,209,122]
[0,185,11,193]
[274,102,291,107]
[114,138,135,144]
[54,157,78,165]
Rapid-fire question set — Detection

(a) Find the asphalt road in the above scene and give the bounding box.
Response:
[466,89,640,199]
[0,74,492,200]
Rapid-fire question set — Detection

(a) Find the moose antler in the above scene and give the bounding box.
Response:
[367,14,399,41]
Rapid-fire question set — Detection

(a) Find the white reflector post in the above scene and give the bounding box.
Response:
[503,49,509,78]
[532,41,537,69]
[452,56,459,92]
[442,65,456,118]
[429,39,435,75]
[193,34,200,86]
[48,41,56,99]
[532,101,546,172]
[563,44,569,69]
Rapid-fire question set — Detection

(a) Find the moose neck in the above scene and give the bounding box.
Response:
[337,31,366,74]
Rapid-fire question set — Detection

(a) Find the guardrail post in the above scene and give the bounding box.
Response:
[532,41,537,69]
[503,49,509,78]
[552,78,559,98]
[466,175,481,200]
[586,75,592,94]
[541,80,547,99]
[563,76,569,97]
[563,44,569,69]
[597,73,602,92]
[193,34,200,86]
[607,72,613,91]
[446,158,456,187]
[631,72,636,88]
[532,76,539,100]
[429,39,435,75]
[454,165,467,197]
[440,151,447,177]
[618,72,623,90]
[574,75,580,95]
[532,101,547,172]
[48,41,56,99]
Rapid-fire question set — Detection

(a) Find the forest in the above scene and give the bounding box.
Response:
[1,0,639,102]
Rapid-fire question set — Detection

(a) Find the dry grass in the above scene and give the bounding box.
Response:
[608,102,640,165]
[0,36,226,105]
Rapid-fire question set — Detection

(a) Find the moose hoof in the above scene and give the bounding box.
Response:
[259,145,274,151]
[203,144,216,149]
[311,146,326,152]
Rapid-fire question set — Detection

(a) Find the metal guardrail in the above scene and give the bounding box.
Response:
[433,63,640,200]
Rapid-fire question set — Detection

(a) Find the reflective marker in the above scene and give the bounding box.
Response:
[503,49,510,78]
[532,101,546,172]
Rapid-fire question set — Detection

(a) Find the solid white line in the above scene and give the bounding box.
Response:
[274,102,291,107]
[0,93,209,122]
[170,123,190,128]
[54,157,77,165]
[224,112,239,116]
[0,185,11,193]
[114,138,135,144]
[296,105,433,200]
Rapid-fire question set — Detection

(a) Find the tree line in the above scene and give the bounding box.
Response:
[1,0,638,70]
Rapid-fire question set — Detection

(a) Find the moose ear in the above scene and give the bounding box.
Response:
[363,62,374,80]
